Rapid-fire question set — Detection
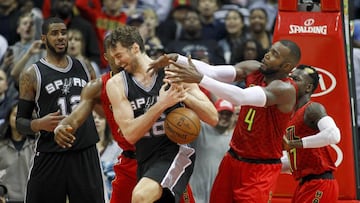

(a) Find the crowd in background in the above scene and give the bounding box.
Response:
[0,0,359,202]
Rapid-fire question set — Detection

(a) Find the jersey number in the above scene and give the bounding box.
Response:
[244,108,256,131]
[57,96,81,115]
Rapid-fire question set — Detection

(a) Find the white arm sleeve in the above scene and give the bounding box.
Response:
[176,54,236,83]
[280,151,291,174]
[302,116,341,148]
[199,75,267,107]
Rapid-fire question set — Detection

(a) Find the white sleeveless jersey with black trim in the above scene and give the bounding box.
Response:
[121,69,183,164]
[33,56,99,152]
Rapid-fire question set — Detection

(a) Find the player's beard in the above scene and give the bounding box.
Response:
[259,66,277,76]
[47,40,68,57]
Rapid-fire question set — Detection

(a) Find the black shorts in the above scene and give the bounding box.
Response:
[25,145,105,203]
[138,144,195,203]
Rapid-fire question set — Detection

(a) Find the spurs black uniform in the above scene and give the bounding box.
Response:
[122,70,195,203]
[25,56,105,203]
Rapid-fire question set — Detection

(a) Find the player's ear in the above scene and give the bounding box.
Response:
[104,53,109,61]
[131,43,140,54]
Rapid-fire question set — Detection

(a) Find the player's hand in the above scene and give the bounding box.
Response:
[282,136,291,151]
[166,55,203,84]
[147,54,177,75]
[37,110,66,132]
[158,83,187,108]
[54,124,75,148]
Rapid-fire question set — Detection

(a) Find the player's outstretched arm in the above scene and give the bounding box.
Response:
[54,78,102,148]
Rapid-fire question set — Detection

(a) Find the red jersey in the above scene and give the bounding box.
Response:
[285,101,337,180]
[101,72,135,151]
[230,71,296,159]
[76,0,127,68]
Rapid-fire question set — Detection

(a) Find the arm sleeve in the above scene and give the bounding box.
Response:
[16,99,36,135]
[302,116,341,148]
[176,55,236,83]
[199,75,267,107]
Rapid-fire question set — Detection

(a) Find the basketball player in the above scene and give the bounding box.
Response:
[105,26,218,203]
[149,39,301,202]
[283,65,340,202]
[54,33,196,203]
[16,17,105,203]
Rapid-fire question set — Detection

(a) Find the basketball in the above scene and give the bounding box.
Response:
[164,107,201,144]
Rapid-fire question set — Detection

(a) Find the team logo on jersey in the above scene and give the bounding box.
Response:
[311,67,336,97]
[61,78,73,95]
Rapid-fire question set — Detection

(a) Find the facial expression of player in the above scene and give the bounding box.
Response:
[290,68,314,98]
[43,23,68,57]
[109,42,136,73]
[260,41,291,75]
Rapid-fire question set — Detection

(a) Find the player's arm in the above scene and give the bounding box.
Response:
[106,74,186,144]
[16,66,65,135]
[149,54,237,82]
[284,102,340,149]
[54,78,102,148]
[182,83,218,126]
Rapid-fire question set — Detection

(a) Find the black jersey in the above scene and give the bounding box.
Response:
[33,56,99,152]
[121,70,181,164]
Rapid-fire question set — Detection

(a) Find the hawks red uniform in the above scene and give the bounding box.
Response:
[210,71,296,203]
[101,72,195,203]
[285,101,339,203]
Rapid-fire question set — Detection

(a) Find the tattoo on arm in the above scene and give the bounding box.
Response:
[19,67,37,101]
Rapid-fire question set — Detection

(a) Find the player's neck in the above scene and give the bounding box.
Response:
[45,54,68,68]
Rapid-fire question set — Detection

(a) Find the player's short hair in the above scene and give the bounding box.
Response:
[296,64,320,92]
[42,17,64,35]
[108,26,145,53]
[279,39,301,66]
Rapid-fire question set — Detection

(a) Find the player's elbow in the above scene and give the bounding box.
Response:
[330,127,341,144]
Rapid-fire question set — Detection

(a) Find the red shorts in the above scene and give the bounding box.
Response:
[292,178,339,203]
[110,155,137,203]
[210,152,282,203]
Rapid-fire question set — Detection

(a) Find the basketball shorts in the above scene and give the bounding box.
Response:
[25,145,105,203]
[139,144,195,203]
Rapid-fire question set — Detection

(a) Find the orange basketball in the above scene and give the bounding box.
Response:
[164,107,201,144]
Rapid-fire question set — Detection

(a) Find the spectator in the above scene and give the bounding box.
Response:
[10,12,46,85]
[67,28,100,77]
[0,0,21,46]
[142,8,164,58]
[197,0,227,41]
[218,9,247,64]
[238,38,264,62]
[0,184,7,203]
[165,9,225,65]
[245,7,272,51]
[0,101,36,202]
[190,98,235,203]
[51,0,101,69]
[93,111,122,199]
[0,69,18,136]
[0,35,9,63]
[157,0,193,47]
[75,0,127,70]
[248,0,278,32]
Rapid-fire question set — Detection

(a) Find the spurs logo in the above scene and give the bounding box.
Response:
[61,78,73,95]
